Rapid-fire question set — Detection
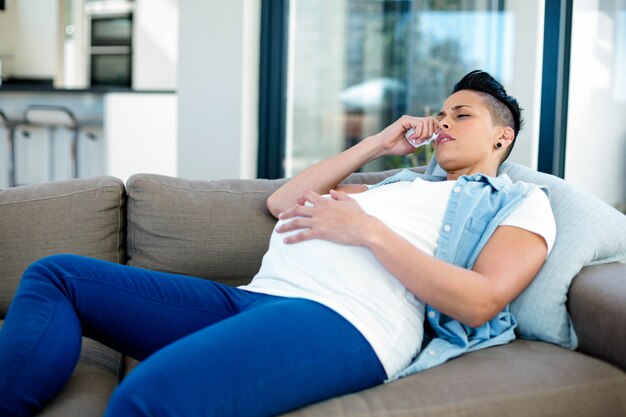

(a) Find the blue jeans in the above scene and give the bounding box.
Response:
[0,254,386,417]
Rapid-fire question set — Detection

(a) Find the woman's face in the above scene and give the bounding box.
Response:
[434,90,506,177]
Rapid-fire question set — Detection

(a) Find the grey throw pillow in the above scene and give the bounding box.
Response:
[426,158,626,348]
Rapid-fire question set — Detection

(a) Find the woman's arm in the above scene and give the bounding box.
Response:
[364,220,547,327]
[334,184,370,194]
[266,116,439,218]
[277,190,548,328]
[266,137,381,218]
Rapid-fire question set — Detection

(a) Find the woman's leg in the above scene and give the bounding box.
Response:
[0,254,261,417]
[105,297,387,417]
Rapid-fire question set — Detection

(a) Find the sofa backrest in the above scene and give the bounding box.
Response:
[0,177,126,318]
[125,174,284,286]
[125,168,417,286]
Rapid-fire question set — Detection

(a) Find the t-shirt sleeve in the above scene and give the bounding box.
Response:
[500,188,556,256]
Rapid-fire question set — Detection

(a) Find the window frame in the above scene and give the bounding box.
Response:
[258,0,572,179]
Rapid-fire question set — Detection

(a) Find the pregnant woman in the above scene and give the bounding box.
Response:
[0,70,554,417]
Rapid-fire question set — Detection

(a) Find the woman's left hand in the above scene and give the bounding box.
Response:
[276,189,372,245]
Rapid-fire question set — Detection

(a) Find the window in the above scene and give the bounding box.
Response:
[564,0,626,211]
[278,0,543,176]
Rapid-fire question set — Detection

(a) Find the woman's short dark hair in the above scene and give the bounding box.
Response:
[452,70,523,160]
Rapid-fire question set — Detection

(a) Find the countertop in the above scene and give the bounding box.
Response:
[0,78,175,94]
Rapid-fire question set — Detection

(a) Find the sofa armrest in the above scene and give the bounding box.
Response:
[568,262,626,371]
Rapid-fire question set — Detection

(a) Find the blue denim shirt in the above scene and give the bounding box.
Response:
[368,169,540,381]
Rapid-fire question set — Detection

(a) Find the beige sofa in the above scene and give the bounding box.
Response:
[0,171,625,417]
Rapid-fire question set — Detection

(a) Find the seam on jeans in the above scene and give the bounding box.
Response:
[238,291,274,311]
[0,290,62,393]
[61,274,237,317]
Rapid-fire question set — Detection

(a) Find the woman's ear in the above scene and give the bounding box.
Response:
[500,127,515,148]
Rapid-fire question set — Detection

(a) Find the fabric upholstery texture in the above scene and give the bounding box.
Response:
[124,170,425,286]
[38,338,121,417]
[568,262,626,371]
[0,177,126,417]
[126,174,286,286]
[0,321,121,417]
[283,340,626,417]
[425,159,626,349]
[0,176,127,317]
[1,171,625,417]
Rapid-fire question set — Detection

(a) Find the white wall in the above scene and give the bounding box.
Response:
[104,93,177,184]
[564,1,626,210]
[177,0,260,180]
[0,0,58,79]
[0,0,17,80]
[59,0,88,89]
[507,0,544,169]
[133,0,179,90]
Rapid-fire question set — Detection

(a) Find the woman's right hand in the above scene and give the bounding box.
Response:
[372,115,440,156]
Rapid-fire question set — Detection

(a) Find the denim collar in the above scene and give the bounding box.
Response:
[458,173,513,191]
[423,172,513,191]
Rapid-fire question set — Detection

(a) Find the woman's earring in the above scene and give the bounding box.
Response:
[495,142,503,149]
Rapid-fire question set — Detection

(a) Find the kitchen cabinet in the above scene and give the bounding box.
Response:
[0,0,179,91]
[0,0,59,81]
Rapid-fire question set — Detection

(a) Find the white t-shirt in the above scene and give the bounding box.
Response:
[240,178,556,377]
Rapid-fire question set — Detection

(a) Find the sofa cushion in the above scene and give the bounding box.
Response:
[126,174,286,286]
[283,340,626,417]
[38,337,121,417]
[124,170,428,285]
[0,320,121,417]
[0,177,127,317]
[424,159,626,350]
